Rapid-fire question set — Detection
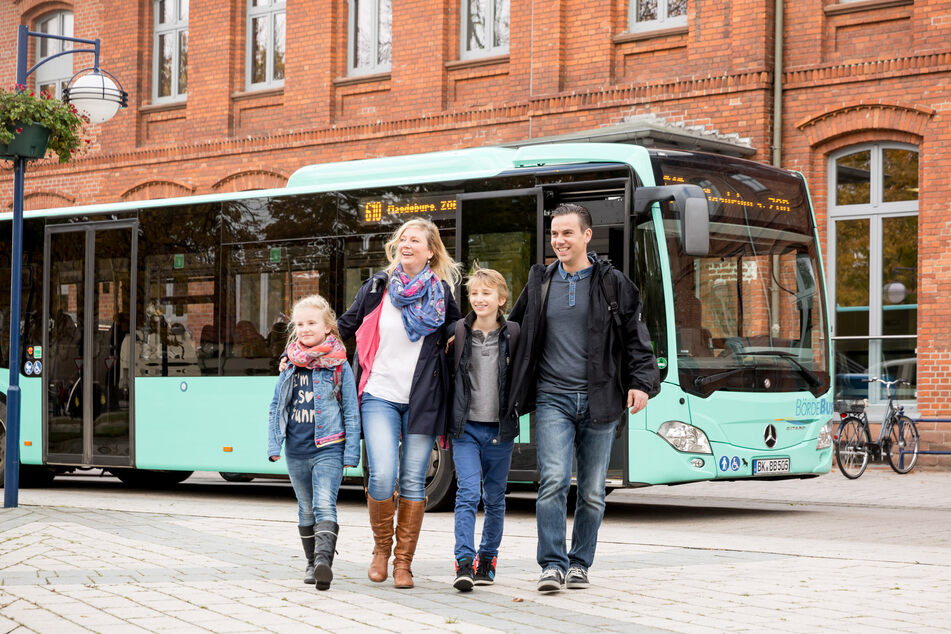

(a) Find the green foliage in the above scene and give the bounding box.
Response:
[0,84,87,163]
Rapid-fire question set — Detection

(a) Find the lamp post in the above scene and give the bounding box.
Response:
[3,24,127,508]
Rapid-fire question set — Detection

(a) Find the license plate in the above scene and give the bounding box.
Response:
[752,457,790,475]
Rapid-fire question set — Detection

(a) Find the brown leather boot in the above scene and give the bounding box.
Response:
[367,494,397,582]
[392,497,426,588]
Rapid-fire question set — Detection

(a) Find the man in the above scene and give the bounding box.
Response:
[508,203,660,593]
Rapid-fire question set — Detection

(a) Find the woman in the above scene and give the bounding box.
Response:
[337,218,461,589]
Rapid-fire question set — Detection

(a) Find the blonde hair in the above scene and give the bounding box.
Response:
[466,267,510,313]
[286,294,340,346]
[384,218,462,292]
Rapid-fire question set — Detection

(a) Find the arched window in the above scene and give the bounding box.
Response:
[829,143,918,404]
[35,11,74,99]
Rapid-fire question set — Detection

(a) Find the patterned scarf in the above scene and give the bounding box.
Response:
[388,264,446,342]
[285,335,348,370]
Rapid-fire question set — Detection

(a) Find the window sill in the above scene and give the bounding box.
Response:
[824,0,913,16]
[334,72,391,87]
[613,25,688,44]
[231,87,284,102]
[140,100,187,114]
[445,54,509,71]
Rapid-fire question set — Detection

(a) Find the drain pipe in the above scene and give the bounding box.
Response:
[771,0,784,167]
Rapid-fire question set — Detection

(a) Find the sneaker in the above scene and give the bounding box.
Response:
[474,554,496,585]
[453,558,474,592]
[536,568,564,593]
[565,566,589,589]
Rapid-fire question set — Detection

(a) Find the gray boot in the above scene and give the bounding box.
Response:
[298,525,315,584]
[314,521,339,591]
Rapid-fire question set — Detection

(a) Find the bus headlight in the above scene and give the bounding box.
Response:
[816,419,835,450]
[657,421,712,454]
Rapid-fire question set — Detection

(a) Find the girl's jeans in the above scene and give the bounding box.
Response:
[361,393,436,502]
[452,421,514,561]
[285,444,344,525]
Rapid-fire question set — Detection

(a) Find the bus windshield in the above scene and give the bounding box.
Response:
[654,151,830,397]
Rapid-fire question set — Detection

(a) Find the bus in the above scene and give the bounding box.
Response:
[0,143,835,509]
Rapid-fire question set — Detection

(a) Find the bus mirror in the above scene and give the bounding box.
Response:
[681,197,709,256]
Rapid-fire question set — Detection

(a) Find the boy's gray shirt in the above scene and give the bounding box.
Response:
[467,328,500,423]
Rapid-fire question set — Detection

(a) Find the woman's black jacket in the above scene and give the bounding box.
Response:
[337,270,461,437]
[448,312,519,442]
[506,255,660,425]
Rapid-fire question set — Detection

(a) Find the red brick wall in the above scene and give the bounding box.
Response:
[3,0,951,465]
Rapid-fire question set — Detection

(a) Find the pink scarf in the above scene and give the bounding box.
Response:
[285,336,347,370]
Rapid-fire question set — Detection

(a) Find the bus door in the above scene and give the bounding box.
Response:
[43,220,137,468]
[456,188,542,477]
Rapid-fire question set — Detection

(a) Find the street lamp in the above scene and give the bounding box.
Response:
[3,24,127,508]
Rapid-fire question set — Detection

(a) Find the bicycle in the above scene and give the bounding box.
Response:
[834,377,920,479]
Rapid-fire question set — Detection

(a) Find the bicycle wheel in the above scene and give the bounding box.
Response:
[835,416,870,479]
[885,415,919,474]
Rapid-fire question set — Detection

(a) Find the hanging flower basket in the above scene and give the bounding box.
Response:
[0,84,88,163]
[0,122,51,161]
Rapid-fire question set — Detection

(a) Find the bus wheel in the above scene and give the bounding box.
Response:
[424,441,456,512]
[111,469,193,488]
[219,472,254,483]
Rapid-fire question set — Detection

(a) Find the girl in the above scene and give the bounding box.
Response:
[267,295,360,591]
[337,218,461,589]
[448,268,519,591]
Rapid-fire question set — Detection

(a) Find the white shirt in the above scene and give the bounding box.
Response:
[363,292,424,404]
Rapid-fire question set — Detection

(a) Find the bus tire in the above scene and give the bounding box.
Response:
[219,472,254,483]
[111,468,193,488]
[424,442,456,513]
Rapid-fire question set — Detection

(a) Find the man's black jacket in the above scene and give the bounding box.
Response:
[506,254,660,425]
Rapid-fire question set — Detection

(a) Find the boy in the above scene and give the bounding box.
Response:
[448,268,520,592]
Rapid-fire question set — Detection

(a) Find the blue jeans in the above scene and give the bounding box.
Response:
[285,444,345,525]
[452,421,514,561]
[361,393,437,502]
[535,391,618,573]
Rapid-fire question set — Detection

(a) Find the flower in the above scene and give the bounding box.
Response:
[1,85,87,163]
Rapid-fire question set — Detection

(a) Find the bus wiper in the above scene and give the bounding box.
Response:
[739,351,821,387]
[694,351,821,388]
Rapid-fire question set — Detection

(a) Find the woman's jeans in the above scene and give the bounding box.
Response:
[361,393,436,502]
[285,444,345,525]
[535,391,618,573]
[452,421,514,561]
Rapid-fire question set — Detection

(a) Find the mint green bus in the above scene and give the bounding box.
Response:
[0,143,835,508]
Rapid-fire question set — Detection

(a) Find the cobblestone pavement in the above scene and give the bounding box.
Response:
[1,469,950,633]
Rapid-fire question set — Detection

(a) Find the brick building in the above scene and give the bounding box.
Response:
[2,0,949,464]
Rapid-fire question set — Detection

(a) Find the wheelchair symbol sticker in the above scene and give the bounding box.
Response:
[33,361,42,375]
[731,456,741,471]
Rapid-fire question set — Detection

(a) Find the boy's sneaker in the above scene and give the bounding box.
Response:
[565,566,589,589]
[453,558,475,592]
[473,554,497,585]
[536,568,564,593]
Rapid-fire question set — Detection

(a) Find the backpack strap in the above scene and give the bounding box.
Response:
[332,365,343,401]
[599,268,630,438]
[600,269,623,329]
[453,319,466,370]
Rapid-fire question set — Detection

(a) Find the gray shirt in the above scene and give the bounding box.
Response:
[468,328,500,423]
[537,263,592,393]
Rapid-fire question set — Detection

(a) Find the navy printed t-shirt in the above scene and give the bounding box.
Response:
[285,367,319,459]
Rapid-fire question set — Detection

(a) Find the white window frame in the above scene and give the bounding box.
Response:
[152,0,189,103]
[629,0,688,33]
[348,0,392,76]
[460,0,510,60]
[828,142,919,406]
[246,0,286,90]
[35,11,74,100]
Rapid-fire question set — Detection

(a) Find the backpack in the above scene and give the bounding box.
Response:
[599,269,631,438]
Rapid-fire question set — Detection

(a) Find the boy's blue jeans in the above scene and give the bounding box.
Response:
[285,444,345,525]
[535,391,618,573]
[452,421,514,561]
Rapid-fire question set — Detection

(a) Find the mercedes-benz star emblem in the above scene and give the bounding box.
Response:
[764,424,778,448]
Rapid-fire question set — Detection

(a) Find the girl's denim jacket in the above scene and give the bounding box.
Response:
[267,363,361,467]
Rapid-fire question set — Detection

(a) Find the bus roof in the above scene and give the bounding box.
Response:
[3,142,654,220]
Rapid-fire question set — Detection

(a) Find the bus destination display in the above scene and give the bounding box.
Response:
[361,194,458,224]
